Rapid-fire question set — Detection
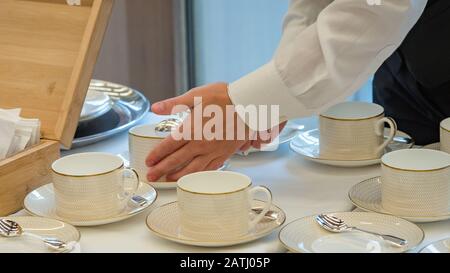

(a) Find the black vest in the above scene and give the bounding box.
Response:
[373,0,450,145]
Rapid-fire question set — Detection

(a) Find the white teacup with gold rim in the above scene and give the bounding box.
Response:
[440,118,450,153]
[177,171,272,241]
[128,120,179,183]
[52,152,139,221]
[319,102,397,160]
[381,149,450,217]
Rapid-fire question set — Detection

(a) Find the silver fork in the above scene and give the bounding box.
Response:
[315,214,408,248]
[0,219,70,252]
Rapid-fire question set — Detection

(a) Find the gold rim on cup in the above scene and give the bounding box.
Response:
[128,131,166,139]
[440,125,450,133]
[319,112,384,121]
[51,163,125,177]
[381,162,450,172]
[177,183,252,196]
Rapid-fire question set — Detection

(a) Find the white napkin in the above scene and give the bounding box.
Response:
[17,118,41,148]
[0,109,20,160]
[0,108,41,160]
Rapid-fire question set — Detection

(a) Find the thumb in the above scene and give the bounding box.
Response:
[151,88,201,115]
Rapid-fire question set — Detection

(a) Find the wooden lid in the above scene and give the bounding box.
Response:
[0,0,113,148]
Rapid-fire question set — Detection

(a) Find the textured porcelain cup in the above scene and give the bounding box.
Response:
[129,123,172,182]
[319,102,397,160]
[52,152,139,221]
[440,118,450,153]
[177,171,272,241]
[381,149,450,216]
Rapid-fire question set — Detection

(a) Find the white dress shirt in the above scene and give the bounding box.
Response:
[228,0,428,131]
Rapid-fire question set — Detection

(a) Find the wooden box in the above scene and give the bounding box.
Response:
[0,0,113,216]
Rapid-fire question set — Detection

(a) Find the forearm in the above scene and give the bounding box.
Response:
[229,0,428,131]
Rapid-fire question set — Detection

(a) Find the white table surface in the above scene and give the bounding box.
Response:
[13,113,450,252]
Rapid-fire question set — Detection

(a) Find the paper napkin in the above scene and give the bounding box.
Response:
[0,109,20,160]
[0,108,41,160]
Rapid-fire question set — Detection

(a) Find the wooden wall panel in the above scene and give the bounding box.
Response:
[94,0,185,103]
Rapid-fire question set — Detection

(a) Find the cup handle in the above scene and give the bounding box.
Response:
[374,117,397,155]
[118,167,140,202]
[248,186,272,231]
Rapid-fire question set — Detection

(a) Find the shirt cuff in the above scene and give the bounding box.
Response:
[228,61,305,131]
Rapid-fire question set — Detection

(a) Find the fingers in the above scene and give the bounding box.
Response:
[146,135,187,167]
[251,140,262,149]
[240,141,252,152]
[251,121,289,149]
[166,155,212,181]
[146,143,200,181]
[279,121,287,132]
[204,156,228,171]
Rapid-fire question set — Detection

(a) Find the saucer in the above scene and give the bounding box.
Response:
[279,212,424,253]
[348,177,450,222]
[289,128,414,167]
[419,238,450,253]
[0,216,80,253]
[146,200,286,247]
[118,152,229,189]
[24,182,157,226]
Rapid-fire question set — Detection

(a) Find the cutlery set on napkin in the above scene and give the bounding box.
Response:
[0,109,40,160]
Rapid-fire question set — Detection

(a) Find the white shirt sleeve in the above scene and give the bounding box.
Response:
[228,0,428,131]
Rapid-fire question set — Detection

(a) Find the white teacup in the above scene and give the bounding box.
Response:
[177,171,272,241]
[440,118,450,153]
[129,123,172,182]
[319,102,397,160]
[381,149,450,216]
[52,152,139,221]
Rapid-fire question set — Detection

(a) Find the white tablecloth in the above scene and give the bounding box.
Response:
[13,113,450,252]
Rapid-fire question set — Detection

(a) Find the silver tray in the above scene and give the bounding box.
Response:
[64,80,150,150]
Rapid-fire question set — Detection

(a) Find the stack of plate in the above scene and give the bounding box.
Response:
[65,80,150,149]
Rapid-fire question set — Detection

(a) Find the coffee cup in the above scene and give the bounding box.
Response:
[440,118,450,153]
[52,152,139,221]
[381,149,450,216]
[177,171,272,241]
[319,102,397,160]
[129,122,174,182]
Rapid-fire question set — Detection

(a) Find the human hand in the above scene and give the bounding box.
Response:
[239,121,287,152]
[145,83,255,181]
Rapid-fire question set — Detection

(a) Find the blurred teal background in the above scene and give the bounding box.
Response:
[190,0,372,103]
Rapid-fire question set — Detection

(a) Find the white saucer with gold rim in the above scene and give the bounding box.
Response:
[419,238,450,253]
[289,128,414,167]
[0,216,80,253]
[145,200,286,247]
[24,182,157,226]
[278,212,424,253]
[348,177,450,223]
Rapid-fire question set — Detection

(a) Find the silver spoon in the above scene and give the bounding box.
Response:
[315,214,407,248]
[251,208,279,221]
[130,195,148,207]
[0,219,69,252]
